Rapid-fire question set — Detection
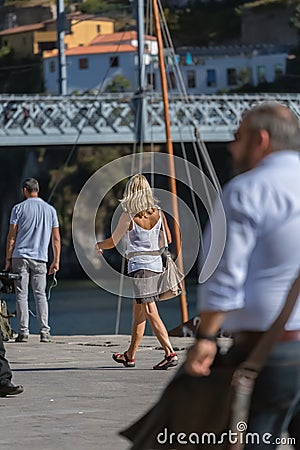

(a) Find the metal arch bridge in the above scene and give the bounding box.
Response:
[1,93,300,147]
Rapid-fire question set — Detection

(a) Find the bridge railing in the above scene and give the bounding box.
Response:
[1,93,300,146]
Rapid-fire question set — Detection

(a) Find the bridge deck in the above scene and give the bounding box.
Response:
[1,94,300,146]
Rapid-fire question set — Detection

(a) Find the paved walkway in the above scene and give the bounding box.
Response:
[2,335,193,450]
[1,335,293,450]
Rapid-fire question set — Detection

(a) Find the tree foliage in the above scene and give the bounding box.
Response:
[163,3,240,46]
[78,0,125,14]
[0,51,43,94]
[104,75,131,93]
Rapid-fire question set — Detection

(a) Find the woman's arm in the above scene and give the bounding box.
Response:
[96,212,131,252]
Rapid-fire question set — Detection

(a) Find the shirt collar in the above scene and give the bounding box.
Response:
[259,150,300,167]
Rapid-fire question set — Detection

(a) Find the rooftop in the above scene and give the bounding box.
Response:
[176,43,290,57]
[90,30,156,46]
[43,44,137,59]
[0,23,45,36]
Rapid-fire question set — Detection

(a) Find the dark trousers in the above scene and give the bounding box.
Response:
[223,340,300,449]
[0,330,12,384]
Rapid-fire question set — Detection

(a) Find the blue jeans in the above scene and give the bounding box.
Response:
[229,341,300,449]
[12,258,50,335]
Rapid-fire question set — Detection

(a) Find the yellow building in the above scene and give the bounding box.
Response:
[0,14,114,58]
[64,13,114,49]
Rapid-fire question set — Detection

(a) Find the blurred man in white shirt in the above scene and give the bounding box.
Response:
[186,102,300,448]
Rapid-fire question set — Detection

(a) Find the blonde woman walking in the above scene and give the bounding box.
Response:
[96,174,178,370]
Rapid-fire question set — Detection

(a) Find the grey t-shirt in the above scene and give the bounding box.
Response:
[10,197,59,262]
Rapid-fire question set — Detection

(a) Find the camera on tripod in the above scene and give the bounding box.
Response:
[0,272,21,294]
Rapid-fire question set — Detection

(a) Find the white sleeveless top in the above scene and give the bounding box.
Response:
[126,214,163,273]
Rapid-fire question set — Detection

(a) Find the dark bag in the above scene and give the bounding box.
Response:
[0,299,14,341]
[158,251,183,301]
[121,273,300,450]
[121,363,235,450]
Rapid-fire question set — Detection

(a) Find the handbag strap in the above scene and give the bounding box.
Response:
[159,209,169,250]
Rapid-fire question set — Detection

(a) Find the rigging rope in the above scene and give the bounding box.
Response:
[157,0,221,195]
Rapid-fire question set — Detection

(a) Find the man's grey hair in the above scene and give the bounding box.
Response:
[244,101,300,151]
[22,178,39,193]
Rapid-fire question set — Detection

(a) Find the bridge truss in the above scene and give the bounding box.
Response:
[1,94,300,146]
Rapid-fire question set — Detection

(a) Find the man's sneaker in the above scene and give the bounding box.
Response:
[15,334,29,343]
[40,332,51,343]
[153,353,178,370]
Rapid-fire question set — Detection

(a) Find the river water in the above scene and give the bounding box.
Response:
[4,279,198,336]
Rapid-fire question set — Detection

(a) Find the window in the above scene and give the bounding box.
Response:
[22,36,26,45]
[110,56,119,67]
[168,71,176,89]
[147,73,156,90]
[238,67,252,85]
[79,58,88,70]
[97,24,101,33]
[4,40,8,47]
[49,60,55,73]
[227,68,237,86]
[257,65,266,83]
[187,70,196,89]
[274,63,284,80]
[206,69,216,87]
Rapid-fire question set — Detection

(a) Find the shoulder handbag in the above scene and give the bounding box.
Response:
[158,211,183,301]
[120,272,300,450]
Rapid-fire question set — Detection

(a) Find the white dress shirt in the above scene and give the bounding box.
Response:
[198,150,300,332]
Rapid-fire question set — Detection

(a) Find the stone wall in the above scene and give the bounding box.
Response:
[0,5,53,31]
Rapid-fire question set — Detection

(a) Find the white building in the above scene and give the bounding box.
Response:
[43,38,288,95]
[175,45,288,94]
[43,31,158,94]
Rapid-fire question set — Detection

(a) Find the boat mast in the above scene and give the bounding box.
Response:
[56,0,67,95]
[136,0,146,144]
[152,0,188,323]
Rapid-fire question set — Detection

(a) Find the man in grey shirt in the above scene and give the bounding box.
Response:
[5,178,61,343]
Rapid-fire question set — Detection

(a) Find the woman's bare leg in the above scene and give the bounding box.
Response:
[127,301,146,359]
[143,302,174,356]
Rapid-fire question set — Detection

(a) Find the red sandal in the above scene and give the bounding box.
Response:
[112,351,135,368]
[153,353,178,370]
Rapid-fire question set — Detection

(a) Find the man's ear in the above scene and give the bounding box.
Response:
[258,129,270,152]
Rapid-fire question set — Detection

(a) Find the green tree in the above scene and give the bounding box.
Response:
[105,75,131,93]
[0,54,43,94]
[288,0,300,29]
[78,0,124,14]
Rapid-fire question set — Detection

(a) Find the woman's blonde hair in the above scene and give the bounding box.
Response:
[120,174,158,217]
